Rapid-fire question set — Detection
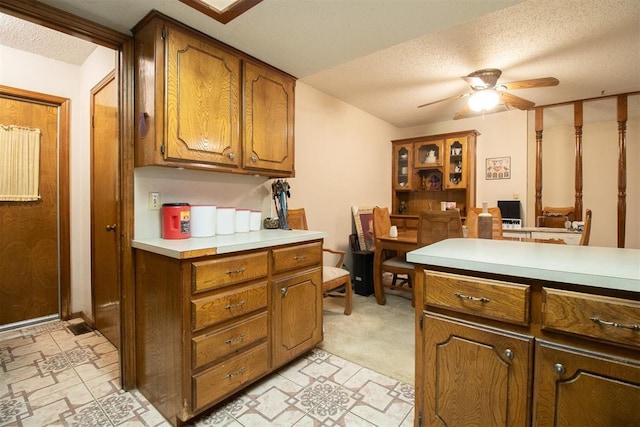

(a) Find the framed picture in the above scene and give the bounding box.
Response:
[351,206,375,251]
[486,156,511,180]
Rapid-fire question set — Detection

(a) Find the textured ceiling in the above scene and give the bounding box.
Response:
[0,13,96,65]
[1,0,639,127]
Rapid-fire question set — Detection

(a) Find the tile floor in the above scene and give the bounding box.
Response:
[1,319,414,426]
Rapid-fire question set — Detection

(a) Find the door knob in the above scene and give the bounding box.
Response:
[106,224,117,232]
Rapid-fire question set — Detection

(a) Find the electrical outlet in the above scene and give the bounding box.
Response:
[148,192,160,210]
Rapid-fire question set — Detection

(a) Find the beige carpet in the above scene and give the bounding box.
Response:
[319,283,415,385]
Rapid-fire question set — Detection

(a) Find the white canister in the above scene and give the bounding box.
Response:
[250,210,262,231]
[190,205,216,237]
[235,209,251,233]
[216,207,236,235]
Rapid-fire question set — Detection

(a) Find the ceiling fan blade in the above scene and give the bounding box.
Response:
[417,92,470,109]
[500,92,535,109]
[500,77,559,90]
[453,103,473,120]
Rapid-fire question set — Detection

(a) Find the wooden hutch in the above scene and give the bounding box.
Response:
[391,130,478,221]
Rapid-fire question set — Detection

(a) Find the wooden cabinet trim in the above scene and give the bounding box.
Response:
[191,281,268,331]
[192,251,268,293]
[191,311,268,370]
[542,287,640,348]
[271,242,322,274]
[192,342,269,413]
[533,339,640,426]
[425,271,531,325]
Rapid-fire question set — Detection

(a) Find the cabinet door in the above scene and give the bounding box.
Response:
[444,137,468,189]
[421,312,533,426]
[243,61,295,175]
[414,139,444,168]
[272,268,322,367]
[165,27,241,166]
[393,143,413,190]
[533,340,640,426]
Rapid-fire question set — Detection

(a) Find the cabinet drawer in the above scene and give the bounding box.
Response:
[192,312,268,369]
[542,288,640,348]
[425,271,530,325]
[272,242,322,274]
[193,342,269,411]
[192,282,267,331]
[192,251,268,293]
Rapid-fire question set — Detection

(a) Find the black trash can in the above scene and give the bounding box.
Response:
[352,250,374,296]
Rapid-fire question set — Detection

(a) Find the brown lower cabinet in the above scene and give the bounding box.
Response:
[134,240,323,425]
[414,270,640,427]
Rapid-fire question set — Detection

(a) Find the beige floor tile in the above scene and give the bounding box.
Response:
[1,318,415,427]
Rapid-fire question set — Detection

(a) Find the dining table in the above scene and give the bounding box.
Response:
[372,232,566,305]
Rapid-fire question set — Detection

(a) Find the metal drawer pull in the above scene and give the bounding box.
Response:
[226,367,245,379]
[226,267,246,275]
[225,301,245,310]
[225,334,245,345]
[293,255,307,260]
[589,317,640,331]
[455,292,490,303]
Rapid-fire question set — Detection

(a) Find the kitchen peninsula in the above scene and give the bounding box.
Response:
[132,229,325,425]
[407,239,639,426]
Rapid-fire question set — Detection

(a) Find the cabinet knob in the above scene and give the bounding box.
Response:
[251,155,257,162]
[229,153,235,160]
[553,363,566,375]
[106,224,117,232]
[281,287,288,297]
[503,349,514,360]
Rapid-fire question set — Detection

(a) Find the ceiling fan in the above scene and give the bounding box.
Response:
[418,68,559,120]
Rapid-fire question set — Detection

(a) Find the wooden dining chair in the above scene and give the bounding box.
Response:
[286,208,353,315]
[417,209,464,245]
[579,209,592,246]
[536,206,575,228]
[466,207,503,239]
[372,206,415,302]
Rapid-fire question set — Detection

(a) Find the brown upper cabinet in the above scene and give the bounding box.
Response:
[243,61,295,175]
[133,11,295,177]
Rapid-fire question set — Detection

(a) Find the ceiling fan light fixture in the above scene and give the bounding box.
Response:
[468,90,500,112]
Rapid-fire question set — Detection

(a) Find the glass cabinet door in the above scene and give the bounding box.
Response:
[414,139,444,168]
[444,137,468,189]
[394,143,413,190]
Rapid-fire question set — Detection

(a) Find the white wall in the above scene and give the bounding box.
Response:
[288,83,398,259]
[0,44,115,316]
[134,167,271,239]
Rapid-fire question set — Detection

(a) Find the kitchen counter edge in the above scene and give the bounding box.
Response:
[407,238,640,294]
[132,229,327,259]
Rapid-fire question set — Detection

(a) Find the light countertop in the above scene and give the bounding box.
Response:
[502,227,582,234]
[132,229,327,259]
[407,238,640,293]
